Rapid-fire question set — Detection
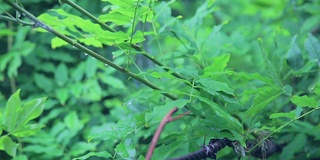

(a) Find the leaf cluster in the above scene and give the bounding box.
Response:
[0,0,320,160]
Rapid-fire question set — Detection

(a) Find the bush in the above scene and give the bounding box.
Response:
[1,0,320,159]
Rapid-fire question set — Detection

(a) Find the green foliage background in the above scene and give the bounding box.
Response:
[0,0,320,159]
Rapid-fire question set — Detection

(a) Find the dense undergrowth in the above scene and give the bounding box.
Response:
[0,0,320,159]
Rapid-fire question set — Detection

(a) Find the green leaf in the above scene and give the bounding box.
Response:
[23,142,64,158]
[47,51,76,63]
[258,38,282,86]
[286,35,304,71]
[70,142,96,156]
[115,138,136,159]
[71,63,85,82]
[259,126,277,132]
[245,87,283,119]
[134,112,145,127]
[313,83,320,96]
[43,9,104,35]
[305,34,320,65]
[14,97,46,133]
[64,111,83,131]
[0,136,18,157]
[12,124,45,137]
[184,0,217,30]
[70,82,83,98]
[55,88,69,105]
[195,95,243,134]
[293,106,303,117]
[3,89,21,132]
[171,67,199,79]
[145,99,189,127]
[98,12,132,25]
[13,154,28,160]
[310,123,320,140]
[51,37,68,49]
[270,112,296,119]
[280,133,306,160]
[82,80,102,101]
[131,30,145,43]
[55,63,69,87]
[284,84,293,96]
[291,95,319,108]
[155,2,182,34]
[90,121,134,141]
[111,50,125,59]
[149,71,175,79]
[100,75,126,89]
[203,54,230,74]
[34,73,54,92]
[0,54,12,72]
[72,151,111,160]
[7,55,22,78]
[85,58,98,78]
[152,139,185,160]
[102,0,134,8]
[78,37,103,48]
[236,72,273,85]
[137,5,154,23]
[96,31,128,45]
[202,23,225,51]
[197,78,234,95]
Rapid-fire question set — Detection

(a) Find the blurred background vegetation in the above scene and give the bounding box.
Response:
[0,0,320,159]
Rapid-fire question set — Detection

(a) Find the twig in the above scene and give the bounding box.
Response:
[60,0,115,32]
[146,107,190,160]
[61,0,185,79]
[0,14,34,26]
[2,0,178,101]
[247,106,320,154]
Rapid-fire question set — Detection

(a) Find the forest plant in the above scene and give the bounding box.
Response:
[0,89,46,159]
[0,0,320,159]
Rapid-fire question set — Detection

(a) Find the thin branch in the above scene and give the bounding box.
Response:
[3,0,178,101]
[146,107,190,160]
[62,0,186,80]
[247,106,320,154]
[61,0,115,32]
[0,14,34,26]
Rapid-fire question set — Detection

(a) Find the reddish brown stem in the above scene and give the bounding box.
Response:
[146,108,190,160]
